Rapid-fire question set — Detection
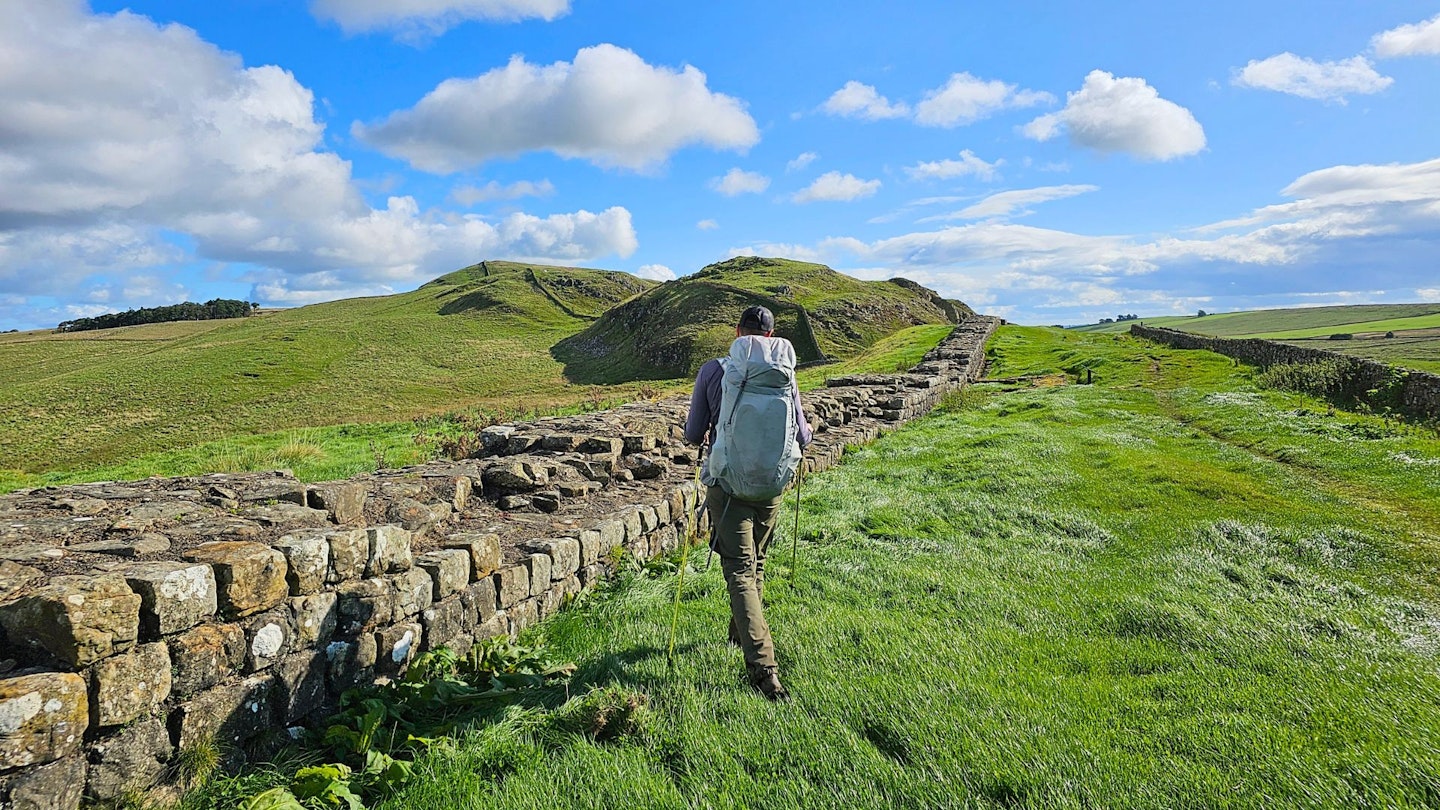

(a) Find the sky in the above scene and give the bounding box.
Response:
[2,1,1439,330]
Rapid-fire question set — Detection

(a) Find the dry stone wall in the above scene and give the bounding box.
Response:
[0,316,998,808]
[1131,325,1440,421]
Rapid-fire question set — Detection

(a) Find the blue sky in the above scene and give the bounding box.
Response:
[2,0,1438,330]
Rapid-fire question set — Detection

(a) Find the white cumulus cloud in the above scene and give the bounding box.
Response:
[927,185,1100,221]
[821,81,910,120]
[697,219,719,231]
[1372,13,1440,57]
[905,150,1003,182]
[633,263,676,281]
[355,44,759,172]
[0,3,638,317]
[791,172,882,203]
[1417,288,1440,300]
[449,179,555,205]
[1023,70,1206,161]
[1233,53,1392,102]
[914,73,1053,127]
[310,0,569,38]
[711,168,771,196]
[786,152,819,172]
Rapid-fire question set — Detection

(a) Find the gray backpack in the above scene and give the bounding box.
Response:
[708,335,803,501]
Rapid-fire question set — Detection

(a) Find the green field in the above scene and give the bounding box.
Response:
[0,322,956,494]
[191,327,1440,810]
[0,259,966,485]
[1072,303,1440,374]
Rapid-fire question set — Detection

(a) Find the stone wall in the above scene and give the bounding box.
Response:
[1131,324,1440,421]
[0,317,998,808]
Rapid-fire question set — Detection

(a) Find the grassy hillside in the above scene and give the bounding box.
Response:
[191,326,1440,809]
[0,261,653,474]
[1073,303,1440,336]
[552,256,966,383]
[1072,303,1440,374]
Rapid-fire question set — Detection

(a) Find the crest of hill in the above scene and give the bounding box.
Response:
[552,256,972,384]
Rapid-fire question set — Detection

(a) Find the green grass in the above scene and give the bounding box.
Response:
[0,262,654,476]
[188,326,1440,809]
[1071,304,1440,374]
[0,323,958,493]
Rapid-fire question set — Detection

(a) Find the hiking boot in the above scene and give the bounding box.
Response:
[749,666,790,702]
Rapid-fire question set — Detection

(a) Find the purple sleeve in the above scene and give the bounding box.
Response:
[684,360,722,445]
[793,385,813,448]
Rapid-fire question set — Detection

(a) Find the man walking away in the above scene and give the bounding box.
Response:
[684,305,812,700]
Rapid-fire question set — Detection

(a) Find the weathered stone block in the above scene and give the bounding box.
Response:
[638,505,659,533]
[242,502,331,528]
[324,635,376,693]
[168,623,245,699]
[507,599,539,636]
[540,433,580,452]
[461,577,497,624]
[240,479,307,506]
[123,561,217,638]
[0,561,42,605]
[621,509,644,542]
[493,565,529,609]
[182,542,288,618]
[578,563,608,589]
[622,433,657,454]
[545,538,580,580]
[244,608,293,671]
[0,672,87,769]
[476,613,507,641]
[415,550,469,600]
[335,579,393,637]
[68,533,170,557]
[482,460,540,492]
[498,495,531,511]
[443,532,501,580]
[274,651,326,723]
[4,754,85,810]
[562,458,612,482]
[374,622,422,676]
[306,481,367,524]
[272,530,330,595]
[389,569,434,620]
[539,583,565,619]
[504,434,539,455]
[289,592,337,646]
[325,528,368,583]
[173,675,274,750]
[655,499,671,526]
[579,436,623,455]
[524,553,551,597]
[387,498,451,535]
[576,529,602,567]
[365,525,413,576]
[596,519,625,556]
[420,596,466,651]
[85,717,172,802]
[91,642,171,727]
[531,491,561,513]
[0,575,140,667]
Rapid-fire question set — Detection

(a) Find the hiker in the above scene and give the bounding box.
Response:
[684,305,812,701]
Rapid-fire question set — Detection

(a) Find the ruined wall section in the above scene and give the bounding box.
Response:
[1131,325,1440,420]
[0,317,999,808]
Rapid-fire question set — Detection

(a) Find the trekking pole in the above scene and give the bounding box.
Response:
[790,458,804,583]
[667,447,703,668]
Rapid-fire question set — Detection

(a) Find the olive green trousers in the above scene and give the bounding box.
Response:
[706,485,784,673]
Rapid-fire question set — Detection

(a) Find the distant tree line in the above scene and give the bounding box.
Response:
[1097,314,1140,325]
[55,299,258,333]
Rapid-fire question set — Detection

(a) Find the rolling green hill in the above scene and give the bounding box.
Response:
[0,261,654,474]
[552,256,968,383]
[1071,303,1440,374]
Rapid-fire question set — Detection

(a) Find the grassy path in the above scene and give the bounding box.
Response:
[199,326,1440,809]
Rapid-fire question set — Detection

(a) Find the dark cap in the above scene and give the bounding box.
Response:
[738,305,774,333]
